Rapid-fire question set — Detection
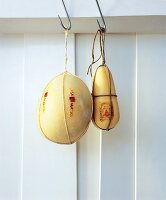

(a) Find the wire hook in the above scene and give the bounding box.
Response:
[58,0,71,30]
[95,0,106,32]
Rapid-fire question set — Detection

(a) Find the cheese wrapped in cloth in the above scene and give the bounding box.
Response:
[38,71,92,144]
[92,65,120,130]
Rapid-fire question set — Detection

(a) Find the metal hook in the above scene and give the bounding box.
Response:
[58,0,71,30]
[95,0,106,32]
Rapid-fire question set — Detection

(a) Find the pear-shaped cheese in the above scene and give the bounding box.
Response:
[92,65,120,130]
[38,71,92,144]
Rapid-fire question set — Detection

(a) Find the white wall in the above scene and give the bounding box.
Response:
[1,32,166,200]
[100,34,136,200]
[137,34,166,200]
[0,33,77,200]
[76,34,101,200]
[0,34,23,200]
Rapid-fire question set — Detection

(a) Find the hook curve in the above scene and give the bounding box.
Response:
[95,0,106,32]
[58,0,71,30]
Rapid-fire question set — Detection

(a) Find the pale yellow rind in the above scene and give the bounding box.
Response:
[92,65,120,130]
[38,71,92,144]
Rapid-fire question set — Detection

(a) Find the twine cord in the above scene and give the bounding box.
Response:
[87,29,106,76]
[64,29,68,71]
[63,29,71,143]
[101,30,105,65]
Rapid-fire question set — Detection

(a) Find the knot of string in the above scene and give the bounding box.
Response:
[87,29,106,76]
[64,29,68,71]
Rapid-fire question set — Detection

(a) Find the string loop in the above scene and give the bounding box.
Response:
[87,29,106,76]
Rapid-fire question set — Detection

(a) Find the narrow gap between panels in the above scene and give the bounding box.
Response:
[99,130,102,200]
[134,33,138,200]
[73,33,78,200]
[20,33,25,200]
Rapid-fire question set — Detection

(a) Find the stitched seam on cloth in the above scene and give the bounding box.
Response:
[62,72,71,144]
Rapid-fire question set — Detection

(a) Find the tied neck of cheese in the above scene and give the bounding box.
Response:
[92,65,120,130]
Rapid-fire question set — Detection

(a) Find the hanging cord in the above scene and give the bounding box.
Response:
[101,30,106,65]
[87,29,106,76]
[64,29,68,71]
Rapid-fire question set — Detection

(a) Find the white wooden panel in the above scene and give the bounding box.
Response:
[76,34,101,200]
[137,34,166,200]
[100,34,136,200]
[22,34,76,200]
[1,31,166,200]
[0,34,24,200]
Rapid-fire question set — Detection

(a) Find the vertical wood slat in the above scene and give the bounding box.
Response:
[0,33,77,200]
[100,34,136,200]
[76,34,101,200]
[76,34,136,200]
[0,34,24,200]
[137,34,166,200]
[22,34,77,200]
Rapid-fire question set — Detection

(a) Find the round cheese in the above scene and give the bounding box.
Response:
[38,71,92,144]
